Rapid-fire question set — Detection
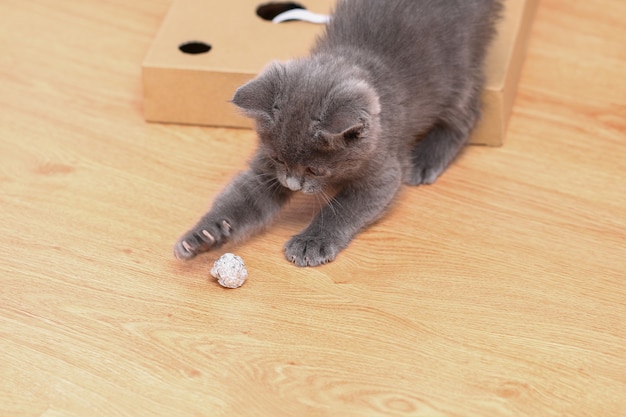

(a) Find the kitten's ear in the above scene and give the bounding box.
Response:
[231,61,284,121]
[319,79,381,145]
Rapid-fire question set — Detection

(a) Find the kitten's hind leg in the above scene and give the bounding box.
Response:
[409,90,481,185]
[408,122,472,185]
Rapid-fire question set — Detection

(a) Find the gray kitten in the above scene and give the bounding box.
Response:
[174,0,502,266]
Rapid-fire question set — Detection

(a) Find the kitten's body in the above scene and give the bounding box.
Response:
[174,0,502,266]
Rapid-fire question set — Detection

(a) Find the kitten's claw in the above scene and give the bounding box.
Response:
[284,234,339,267]
[173,219,234,260]
[201,229,215,243]
[173,240,195,260]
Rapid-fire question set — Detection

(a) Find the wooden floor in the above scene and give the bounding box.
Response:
[1,0,624,416]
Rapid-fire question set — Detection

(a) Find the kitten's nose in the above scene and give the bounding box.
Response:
[285,176,302,191]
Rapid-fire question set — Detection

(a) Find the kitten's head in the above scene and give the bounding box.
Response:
[232,59,381,194]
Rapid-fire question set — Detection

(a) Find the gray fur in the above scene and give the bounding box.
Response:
[174,0,502,266]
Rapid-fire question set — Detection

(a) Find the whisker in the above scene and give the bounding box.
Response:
[250,172,284,209]
[320,191,336,216]
[319,189,349,224]
[254,172,280,187]
[313,192,325,227]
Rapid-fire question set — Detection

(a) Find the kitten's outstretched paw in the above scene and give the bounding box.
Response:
[173,219,232,260]
[284,234,339,267]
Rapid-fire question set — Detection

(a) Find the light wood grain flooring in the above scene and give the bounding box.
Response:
[1,0,624,416]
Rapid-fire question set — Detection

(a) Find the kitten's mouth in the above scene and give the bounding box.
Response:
[283,176,302,191]
[279,180,317,194]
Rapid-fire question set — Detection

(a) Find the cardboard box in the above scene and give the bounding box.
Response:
[142,0,538,146]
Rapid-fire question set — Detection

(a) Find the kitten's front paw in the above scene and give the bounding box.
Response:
[173,219,232,260]
[284,234,340,267]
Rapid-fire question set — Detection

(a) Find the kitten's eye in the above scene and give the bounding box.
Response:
[272,155,285,165]
[306,166,324,176]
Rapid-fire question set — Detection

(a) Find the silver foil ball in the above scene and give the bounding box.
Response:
[210,253,248,288]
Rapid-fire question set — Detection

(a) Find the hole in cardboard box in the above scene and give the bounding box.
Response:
[256,2,305,21]
[179,41,212,55]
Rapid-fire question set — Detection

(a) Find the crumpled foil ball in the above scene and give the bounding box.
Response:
[210,253,248,289]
